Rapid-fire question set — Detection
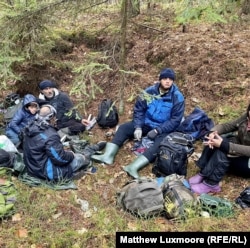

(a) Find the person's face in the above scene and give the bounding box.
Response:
[27,103,39,114]
[160,78,174,91]
[41,87,55,99]
[50,116,57,127]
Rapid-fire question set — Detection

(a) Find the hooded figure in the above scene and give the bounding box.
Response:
[5,94,39,146]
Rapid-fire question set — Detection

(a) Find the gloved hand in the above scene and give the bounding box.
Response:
[147,129,158,140]
[134,128,142,141]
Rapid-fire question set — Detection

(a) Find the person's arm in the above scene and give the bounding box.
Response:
[60,93,74,112]
[204,130,250,157]
[209,113,250,156]
[8,110,23,134]
[55,92,78,124]
[211,113,247,135]
[45,133,75,166]
[60,92,89,125]
[133,90,150,128]
[228,142,250,157]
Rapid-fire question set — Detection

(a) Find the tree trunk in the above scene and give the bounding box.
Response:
[241,0,250,14]
[118,0,128,114]
[127,0,140,18]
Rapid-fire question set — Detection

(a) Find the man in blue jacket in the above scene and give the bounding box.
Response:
[92,68,185,178]
[23,105,105,181]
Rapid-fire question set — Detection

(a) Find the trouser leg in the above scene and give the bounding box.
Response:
[59,119,85,135]
[196,145,215,171]
[228,156,250,178]
[111,121,135,146]
[142,134,166,163]
[200,148,230,185]
[5,128,20,145]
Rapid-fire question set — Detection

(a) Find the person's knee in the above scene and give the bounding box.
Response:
[112,122,134,143]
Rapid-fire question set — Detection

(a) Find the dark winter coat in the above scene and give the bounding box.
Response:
[23,120,74,181]
[38,89,82,129]
[6,94,38,135]
[211,113,250,157]
[133,82,185,134]
[176,107,215,140]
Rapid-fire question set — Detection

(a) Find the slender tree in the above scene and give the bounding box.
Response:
[127,0,140,17]
[242,0,250,14]
[118,0,128,114]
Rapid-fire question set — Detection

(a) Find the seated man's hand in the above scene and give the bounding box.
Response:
[147,129,158,140]
[204,131,223,149]
[81,119,90,126]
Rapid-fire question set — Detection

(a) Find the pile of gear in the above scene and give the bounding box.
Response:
[116,173,249,221]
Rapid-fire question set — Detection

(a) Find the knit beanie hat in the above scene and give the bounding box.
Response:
[38,80,56,90]
[159,68,175,81]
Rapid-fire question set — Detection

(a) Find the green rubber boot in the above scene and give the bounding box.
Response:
[123,155,149,179]
[91,142,119,165]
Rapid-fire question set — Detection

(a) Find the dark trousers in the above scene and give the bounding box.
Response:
[197,145,250,185]
[228,156,250,178]
[112,121,167,162]
[197,146,230,185]
[58,119,86,135]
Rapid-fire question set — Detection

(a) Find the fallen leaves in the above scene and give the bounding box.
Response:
[12,213,21,221]
[16,228,28,238]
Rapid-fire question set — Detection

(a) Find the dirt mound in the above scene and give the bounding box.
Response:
[124,21,250,113]
[17,19,250,120]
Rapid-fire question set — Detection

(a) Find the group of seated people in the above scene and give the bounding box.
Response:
[1,68,250,195]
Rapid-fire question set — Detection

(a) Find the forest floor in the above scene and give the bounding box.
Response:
[0,7,250,248]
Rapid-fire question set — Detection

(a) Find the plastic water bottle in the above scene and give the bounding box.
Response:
[182,179,191,189]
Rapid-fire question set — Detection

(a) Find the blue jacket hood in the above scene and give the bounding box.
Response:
[23,94,38,109]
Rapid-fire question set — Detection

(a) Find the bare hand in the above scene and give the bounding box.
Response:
[203,131,223,149]
[81,119,90,126]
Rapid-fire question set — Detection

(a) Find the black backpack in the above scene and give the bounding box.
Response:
[2,93,23,125]
[96,99,119,128]
[235,187,250,209]
[4,93,21,108]
[152,132,194,177]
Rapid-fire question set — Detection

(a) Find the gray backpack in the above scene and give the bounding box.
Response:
[116,177,164,218]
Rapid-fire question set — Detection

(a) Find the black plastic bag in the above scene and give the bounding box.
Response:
[235,187,250,209]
